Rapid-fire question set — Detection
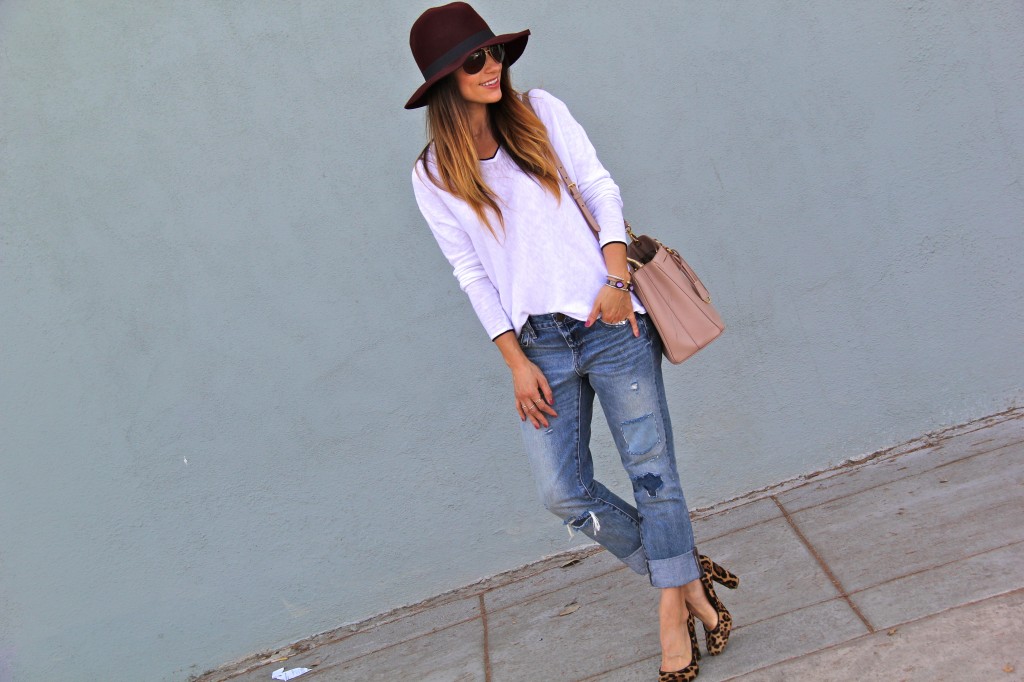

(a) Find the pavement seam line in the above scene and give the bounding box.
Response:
[694,510,785,546]
[778,437,1024,515]
[692,437,1022,550]
[718,586,1024,681]
[471,545,604,600]
[261,556,620,679]
[697,536,1024,633]
[847,537,1024,596]
[690,428,1022,521]
[771,495,875,633]
[484,563,627,616]
[479,593,492,682]
[270,613,484,678]
[688,408,1023,516]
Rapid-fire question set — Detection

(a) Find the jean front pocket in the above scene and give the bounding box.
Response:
[518,319,537,348]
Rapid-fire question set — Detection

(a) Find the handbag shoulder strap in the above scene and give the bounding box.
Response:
[521,92,601,240]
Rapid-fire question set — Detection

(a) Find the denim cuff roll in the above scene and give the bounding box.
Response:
[621,544,650,576]
[647,547,703,588]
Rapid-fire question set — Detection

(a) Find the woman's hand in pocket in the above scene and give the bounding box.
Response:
[586,286,639,337]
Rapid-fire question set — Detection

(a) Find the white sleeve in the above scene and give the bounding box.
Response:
[411,162,514,340]
[531,89,628,247]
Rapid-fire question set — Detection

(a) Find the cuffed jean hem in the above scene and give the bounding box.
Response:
[621,544,650,576]
[648,547,703,588]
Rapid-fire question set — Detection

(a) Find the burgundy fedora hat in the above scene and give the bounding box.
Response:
[405,2,529,110]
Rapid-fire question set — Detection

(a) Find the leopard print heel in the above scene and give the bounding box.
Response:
[700,555,739,589]
[697,555,739,656]
[657,614,700,681]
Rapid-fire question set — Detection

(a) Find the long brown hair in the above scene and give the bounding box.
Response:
[417,69,561,237]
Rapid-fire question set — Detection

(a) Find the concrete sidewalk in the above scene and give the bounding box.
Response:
[201,409,1024,681]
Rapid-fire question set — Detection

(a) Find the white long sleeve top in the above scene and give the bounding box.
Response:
[411,89,644,339]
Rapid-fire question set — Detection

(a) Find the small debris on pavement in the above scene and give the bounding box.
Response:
[557,599,581,616]
[887,628,898,636]
[1004,664,1015,674]
[560,558,582,568]
[272,667,311,681]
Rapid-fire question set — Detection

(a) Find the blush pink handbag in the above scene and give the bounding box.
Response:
[524,96,725,364]
[620,222,725,364]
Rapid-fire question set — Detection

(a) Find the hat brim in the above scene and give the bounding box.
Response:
[405,29,530,110]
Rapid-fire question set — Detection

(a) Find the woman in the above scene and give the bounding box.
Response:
[406,4,737,679]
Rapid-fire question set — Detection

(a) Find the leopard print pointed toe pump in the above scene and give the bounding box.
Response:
[658,662,698,682]
[657,614,701,681]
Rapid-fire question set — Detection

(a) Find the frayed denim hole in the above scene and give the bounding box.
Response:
[564,510,600,538]
[632,472,664,497]
[620,412,660,457]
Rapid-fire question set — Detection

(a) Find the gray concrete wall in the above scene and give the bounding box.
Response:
[1,1,1021,680]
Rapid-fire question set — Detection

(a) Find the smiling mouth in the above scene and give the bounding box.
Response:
[481,77,499,87]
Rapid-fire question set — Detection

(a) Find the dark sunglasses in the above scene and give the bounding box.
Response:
[461,44,506,75]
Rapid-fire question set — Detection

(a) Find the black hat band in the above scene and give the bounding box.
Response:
[422,29,495,80]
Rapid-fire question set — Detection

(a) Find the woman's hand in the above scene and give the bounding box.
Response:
[511,359,557,429]
[493,331,557,429]
[586,286,640,337]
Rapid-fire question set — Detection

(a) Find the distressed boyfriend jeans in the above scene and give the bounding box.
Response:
[517,312,702,588]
